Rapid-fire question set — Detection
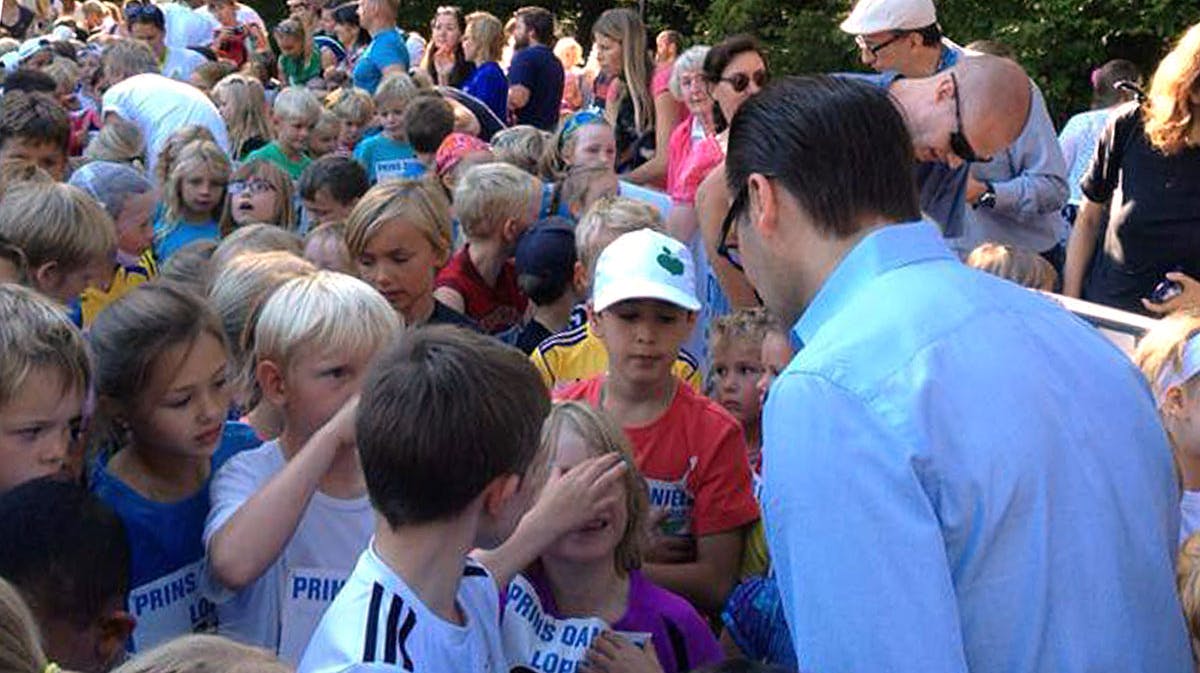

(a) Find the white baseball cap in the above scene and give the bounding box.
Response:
[840,0,938,35]
[592,229,701,313]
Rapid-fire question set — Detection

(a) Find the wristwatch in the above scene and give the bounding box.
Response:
[974,182,997,209]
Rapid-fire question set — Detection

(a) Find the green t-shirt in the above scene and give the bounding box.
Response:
[244,141,310,181]
[280,49,322,86]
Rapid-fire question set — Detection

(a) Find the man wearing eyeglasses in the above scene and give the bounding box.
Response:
[727,74,1192,673]
[842,0,1069,270]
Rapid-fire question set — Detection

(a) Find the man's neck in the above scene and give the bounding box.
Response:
[372,513,480,625]
[541,556,628,623]
[467,239,506,288]
[900,43,943,79]
[776,218,885,327]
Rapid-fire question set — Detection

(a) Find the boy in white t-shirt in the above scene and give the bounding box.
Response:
[202,271,400,663]
[299,325,628,673]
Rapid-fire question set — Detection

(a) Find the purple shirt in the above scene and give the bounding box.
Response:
[502,567,721,673]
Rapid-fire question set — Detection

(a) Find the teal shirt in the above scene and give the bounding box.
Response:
[353,134,423,183]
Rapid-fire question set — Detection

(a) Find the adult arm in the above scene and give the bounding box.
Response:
[643,528,744,617]
[625,90,680,186]
[696,164,759,308]
[507,49,534,113]
[763,372,968,672]
[1062,197,1104,297]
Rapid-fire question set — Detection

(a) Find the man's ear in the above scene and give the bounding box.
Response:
[746,172,779,241]
[586,303,602,339]
[95,609,135,670]
[572,261,589,298]
[1163,386,1186,420]
[256,359,287,409]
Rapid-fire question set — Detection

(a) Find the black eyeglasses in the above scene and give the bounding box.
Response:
[718,69,768,94]
[855,32,905,57]
[717,186,748,272]
[949,71,989,163]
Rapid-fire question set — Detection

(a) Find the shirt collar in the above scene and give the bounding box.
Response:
[792,220,953,348]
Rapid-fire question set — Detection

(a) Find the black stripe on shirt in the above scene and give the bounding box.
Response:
[398,609,417,671]
[362,583,384,663]
[384,595,402,665]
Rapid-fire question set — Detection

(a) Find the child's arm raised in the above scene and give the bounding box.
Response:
[475,453,627,589]
[642,528,746,617]
[207,397,358,590]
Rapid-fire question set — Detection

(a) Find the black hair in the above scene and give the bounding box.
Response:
[915,22,942,47]
[332,2,370,48]
[0,478,129,629]
[726,75,919,239]
[2,69,57,95]
[514,6,554,45]
[124,3,165,30]
[404,93,455,154]
[298,154,369,203]
[703,33,764,130]
[357,325,550,528]
[422,6,474,89]
[1093,58,1143,108]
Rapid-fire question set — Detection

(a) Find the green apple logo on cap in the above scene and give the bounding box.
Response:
[657,247,684,276]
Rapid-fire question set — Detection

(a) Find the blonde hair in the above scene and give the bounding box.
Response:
[492,125,550,176]
[965,242,1057,292]
[315,109,341,135]
[329,86,376,126]
[574,195,663,274]
[218,160,297,236]
[0,577,47,673]
[248,270,401,381]
[540,114,613,179]
[344,178,453,261]
[101,39,158,81]
[592,8,654,136]
[554,36,583,68]
[154,125,218,186]
[42,58,80,93]
[110,634,289,673]
[465,11,504,64]
[84,117,145,167]
[1145,22,1200,155]
[0,181,116,273]
[163,140,231,222]
[81,0,105,17]
[210,223,304,279]
[539,401,647,575]
[453,162,541,239]
[374,72,419,108]
[1134,311,1200,408]
[1180,532,1200,659]
[709,307,777,354]
[212,74,273,160]
[550,164,616,218]
[0,284,90,409]
[304,223,352,270]
[272,86,322,124]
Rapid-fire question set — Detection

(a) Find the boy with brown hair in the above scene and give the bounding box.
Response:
[0,91,70,181]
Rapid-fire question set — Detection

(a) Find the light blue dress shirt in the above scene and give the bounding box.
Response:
[762,221,1191,673]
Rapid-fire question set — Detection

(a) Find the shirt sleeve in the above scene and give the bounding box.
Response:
[651,65,672,98]
[690,412,759,537]
[372,31,409,73]
[1080,104,1136,205]
[508,50,535,89]
[530,349,555,389]
[201,452,267,602]
[988,84,1069,218]
[762,371,969,673]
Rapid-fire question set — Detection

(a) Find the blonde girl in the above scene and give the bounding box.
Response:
[154,140,230,261]
[84,117,146,169]
[211,74,273,160]
[219,159,296,236]
[1134,311,1200,546]
[540,109,617,179]
[500,401,722,673]
[345,178,475,328]
[274,17,336,86]
[153,125,218,187]
[592,8,663,181]
[88,283,260,653]
[111,634,288,673]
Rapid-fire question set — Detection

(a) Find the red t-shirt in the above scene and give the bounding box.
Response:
[435,245,528,334]
[556,376,760,537]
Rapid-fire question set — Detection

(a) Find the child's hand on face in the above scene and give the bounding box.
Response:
[314,394,359,457]
[642,508,697,564]
[582,631,664,673]
[531,452,626,538]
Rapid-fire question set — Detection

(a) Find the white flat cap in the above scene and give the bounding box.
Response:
[840,0,938,34]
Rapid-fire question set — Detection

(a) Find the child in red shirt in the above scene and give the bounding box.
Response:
[556,228,759,616]
[434,162,541,334]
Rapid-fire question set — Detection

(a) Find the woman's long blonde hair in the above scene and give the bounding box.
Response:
[1145,22,1200,155]
[212,74,273,161]
[593,8,654,136]
[0,578,48,673]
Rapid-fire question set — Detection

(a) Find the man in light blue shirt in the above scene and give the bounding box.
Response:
[723,75,1191,672]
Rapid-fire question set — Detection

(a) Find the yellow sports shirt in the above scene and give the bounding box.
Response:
[530,322,702,392]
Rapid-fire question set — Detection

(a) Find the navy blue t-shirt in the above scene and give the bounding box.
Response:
[508,44,564,131]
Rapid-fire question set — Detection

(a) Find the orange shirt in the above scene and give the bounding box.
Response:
[556,376,759,537]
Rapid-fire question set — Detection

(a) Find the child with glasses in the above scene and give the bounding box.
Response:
[220,160,297,236]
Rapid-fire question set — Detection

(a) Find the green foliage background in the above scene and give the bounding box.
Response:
[259,0,1197,123]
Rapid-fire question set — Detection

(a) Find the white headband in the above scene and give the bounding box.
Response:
[1157,332,1200,406]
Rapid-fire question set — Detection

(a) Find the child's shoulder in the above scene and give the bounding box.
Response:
[213,438,285,488]
[552,373,603,403]
[671,381,742,434]
[625,569,713,635]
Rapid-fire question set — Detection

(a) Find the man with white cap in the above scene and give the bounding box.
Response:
[840,0,962,78]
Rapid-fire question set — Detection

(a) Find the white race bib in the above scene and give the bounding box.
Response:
[503,575,650,673]
[128,560,216,652]
[278,566,350,664]
[644,457,698,537]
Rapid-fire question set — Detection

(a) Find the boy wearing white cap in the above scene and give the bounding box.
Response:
[556,228,759,617]
[840,0,963,78]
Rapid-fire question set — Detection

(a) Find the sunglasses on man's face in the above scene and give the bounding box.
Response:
[948,71,990,163]
[718,69,768,94]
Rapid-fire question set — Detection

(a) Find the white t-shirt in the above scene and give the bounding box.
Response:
[202,441,374,664]
[161,45,207,82]
[160,1,218,48]
[101,73,229,179]
[299,546,505,673]
[196,2,265,32]
[1181,490,1200,547]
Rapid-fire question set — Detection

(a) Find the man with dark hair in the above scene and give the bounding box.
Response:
[725,75,1191,672]
[1,68,58,94]
[0,91,71,180]
[0,478,134,673]
[507,6,563,131]
[655,29,683,65]
[124,2,207,81]
[298,155,369,227]
[840,0,956,78]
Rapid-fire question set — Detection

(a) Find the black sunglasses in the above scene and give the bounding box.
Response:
[855,32,906,57]
[718,69,768,94]
[717,186,748,272]
[949,71,989,163]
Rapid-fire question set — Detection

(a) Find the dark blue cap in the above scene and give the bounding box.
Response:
[515,216,576,289]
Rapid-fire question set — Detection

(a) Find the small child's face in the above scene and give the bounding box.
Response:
[542,428,627,565]
[356,219,443,322]
[378,100,406,138]
[338,117,365,149]
[0,138,67,181]
[302,186,353,228]
[757,330,794,405]
[275,115,315,154]
[710,337,764,428]
[181,170,228,218]
[309,121,341,158]
[276,33,303,57]
[278,342,375,440]
[591,299,696,388]
[569,124,617,170]
[128,332,230,458]
[303,234,352,272]
[230,176,281,226]
[580,170,620,214]
[36,251,115,305]
[114,190,158,256]
[0,368,83,492]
